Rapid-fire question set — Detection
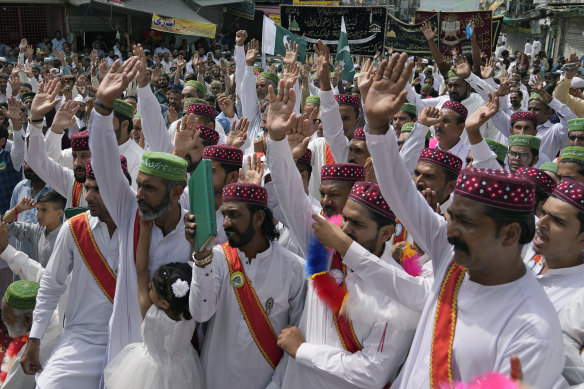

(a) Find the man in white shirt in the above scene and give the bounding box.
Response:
[350,52,564,388]
[51,31,66,53]
[524,38,533,58]
[532,38,541,60]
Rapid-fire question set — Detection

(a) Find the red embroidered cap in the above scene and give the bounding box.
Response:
[334,94,360,108]
[442,100,468,120]
[349,181,396,220]
[552,178,584,214]
[196,124,219,145]
[454,168,535,211]
[186,103,215,118]
[516,167,557,195]
[418,148,462,175]
[321,163,365,182]
[86,155,128,180]
[203,144,243,166]
[222,182,267,206]
[296,149,312,166]
[71,130,89,151]
[511,111,538,127]
[353,127,366,141]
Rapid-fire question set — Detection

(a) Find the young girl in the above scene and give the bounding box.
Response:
[104,220,204,389]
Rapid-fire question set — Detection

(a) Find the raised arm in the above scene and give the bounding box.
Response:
[400,107,441,175]
[0,223,44,282]
[465,93,502,170]
[2,98,25,171]
[44,101,79,169]
[136,219,153,319]
[420,21,450,79]
[241,39,261,121]
[234,30,247,96]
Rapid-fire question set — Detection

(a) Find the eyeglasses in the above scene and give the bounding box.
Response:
[507,150,532,162]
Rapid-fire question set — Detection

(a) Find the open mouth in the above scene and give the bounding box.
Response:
[533,231,547,247]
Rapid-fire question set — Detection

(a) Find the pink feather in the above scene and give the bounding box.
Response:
[439,372,518,389]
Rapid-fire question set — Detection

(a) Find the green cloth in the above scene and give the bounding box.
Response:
[185,80,207,97]
[183,98,208,110]
[423,67,432,73]
[485,138,508,162]
[421,84,433,91]
[540,162,559,174]
[400,103,417,117]
[21,92,35,102]
[253,65,264,73]
[258,72,279,86]
[508,134,541,150]
[134,112,141,119]
[4,280,39,310]
[139,152,188,182]
[561,146,584,164]
[448,70,457,79]
[113,99,135,120]
[529,93,550,108]
[568,118,584,132]
[401,122,415,133]
[305,96,320,106]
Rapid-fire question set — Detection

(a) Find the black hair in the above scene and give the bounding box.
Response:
[444,169,459,183]
[534,187,550,213]
[114,111,133,132]
[152,262,193,320]
[404,111,417,121]
[578,211,584,234]
[365,206,396,229]
[455,113,465,125]
[246,204,280,242]
[501,50,509,57]
[511,90,523,99]
[482,205,535,244]
[220,162,240,177]
[0,125,8,141]
[167,86,181,96]
[37,190,66,210]
[295,161,312,181]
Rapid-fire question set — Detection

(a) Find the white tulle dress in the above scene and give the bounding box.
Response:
[104,305,205,389]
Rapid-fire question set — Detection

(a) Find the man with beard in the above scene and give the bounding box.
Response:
[19,158,126,387]
[44,98,143,189]
[186,182,305,389]
[0,280,60,389]
[88,55,192,366]
[348,52,564,388]
[154,73,170,105]
[27,82,90,209]
[20,92,35,111]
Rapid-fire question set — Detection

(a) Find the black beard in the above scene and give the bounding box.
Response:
[224,219,256,248]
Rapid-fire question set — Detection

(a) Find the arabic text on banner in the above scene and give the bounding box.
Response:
[384,13,439,55]
[151,13,216,39]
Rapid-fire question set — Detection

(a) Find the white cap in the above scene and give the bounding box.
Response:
[422,59,429,64]
[74,95,87,103]
[571,77,584,89]
[0,57,6,63]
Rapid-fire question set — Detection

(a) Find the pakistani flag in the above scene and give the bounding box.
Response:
[335,16,355,82]
[262,15,307,63]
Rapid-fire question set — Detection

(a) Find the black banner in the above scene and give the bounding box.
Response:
[384,13,439,55]
[279,5,387,56]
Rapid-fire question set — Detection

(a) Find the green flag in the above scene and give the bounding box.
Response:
[335,16,355,82]
[262,15,307,63]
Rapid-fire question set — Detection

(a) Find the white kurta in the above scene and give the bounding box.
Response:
[559,288,584,385]
[190,243,306,389]
[88,110,192,364]
[26,123,87,209]
[364,129,565,388]
[537,263,584,314]
[436,138,469,168]
[30,212,119,388]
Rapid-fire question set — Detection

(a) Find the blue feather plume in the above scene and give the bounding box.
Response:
[305,236,329,278]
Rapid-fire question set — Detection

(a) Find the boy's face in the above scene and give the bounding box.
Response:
[36,201,63,227]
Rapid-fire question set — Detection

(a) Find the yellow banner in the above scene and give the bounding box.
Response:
[269,14,281,25]
[489,0,504,10]
[151,13,216,39]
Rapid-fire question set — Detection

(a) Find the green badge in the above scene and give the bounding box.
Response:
[0,162,6,171]
[230,271,245,288]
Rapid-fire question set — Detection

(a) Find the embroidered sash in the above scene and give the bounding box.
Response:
[71,181,83,207]
[69,212,116,303]
[430,261,467,388]
[221,242,282,369]
[324,143,336,165]
[393,218,408,244]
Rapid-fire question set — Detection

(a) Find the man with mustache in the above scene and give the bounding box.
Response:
[344,52,564,388]
[87,56,192,365]
[186,182,306,389]
[20,157,128,387]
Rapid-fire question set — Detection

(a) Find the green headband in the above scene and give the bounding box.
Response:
[561,146,584,165]
[423,67,432,73]
[421,84,433,91]
[485,138,508,162]
[305,96,320,106]
[113,99,135,120]
[258,72,279,86]
[183,98,208,110]
[400,103,417,117]
[21,92,36,102]
[568,118,584,132]
[185,80,207,97]
[253,65,263,73]
[3,280,39,310]
[448,70,458,79]
[139,152,188,182]
[529,93,550,108]
[401,122,415,133]
[508,134,541,150]
[539,162,558,174]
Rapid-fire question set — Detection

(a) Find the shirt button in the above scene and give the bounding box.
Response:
[203,299,207,302]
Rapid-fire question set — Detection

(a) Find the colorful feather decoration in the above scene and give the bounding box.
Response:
[305,236,329,278]
[400,243,423,277]
[310,272,348,312]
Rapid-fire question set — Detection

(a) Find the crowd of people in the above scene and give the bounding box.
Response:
[0,18,583,389]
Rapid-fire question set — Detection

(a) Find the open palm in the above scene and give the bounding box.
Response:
[266,80,296,141]
[96,57,140,107]
[30,79,61,120]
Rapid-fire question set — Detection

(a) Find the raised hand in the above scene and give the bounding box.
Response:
[96,56,140,109]
[98,59,109,81]
[133,44,149,88]
[8,74,21,96]
[282,60,300,85]
[358,58,376,101]
[16,197,37,213]
[254,137,266,154]
[245,39,260,67]
[364,53,413,133]
[411,77,421,87]
[420,21,437,41]
[235,30,248,47]
[238,154,264,185]
[314,40,331,86]
[30,79,61,121]
[453,55,471,79]
[481,56,496,79]
[418,106,441,127]
[465,92,499,134]
[279,41,299,65]
[225,117,249,148]
[266,79,296,141]
[497,73,512,96]
[19,38,28,52]
[173,114,200,158]
[311,214,352,255]
[217,94,235,118]
[177,55,186,70]
[2,97,22,122]
[288,109,316,160]
[300,63,310,83]
[166,106,178,124]
[564,53,581,79]
[51,100,79,133]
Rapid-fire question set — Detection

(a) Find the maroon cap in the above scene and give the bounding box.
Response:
[454,168,535,211]
[349,181,395,220]
[553,178,584,214]
[86,155,128,180]
[222,183,267,206]
[418,148,462,175]
[196,124,219,145]
[296,149,312,166]
[186,103,215,118]
[71,130,89,151]
[203,144,243,166]
[353,127,366,141]
[511,111,537,126]
[516,167,556,195]
[442,100,468,120]
[334,94,360,108]
[321,163,365,182]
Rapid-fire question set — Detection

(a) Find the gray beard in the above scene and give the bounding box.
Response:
[139,201,171,221]
[6,320,29,338]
